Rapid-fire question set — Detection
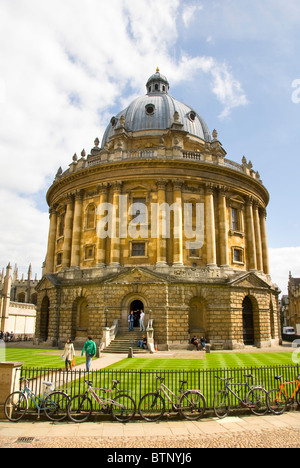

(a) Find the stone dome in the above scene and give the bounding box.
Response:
[101,70,211,147]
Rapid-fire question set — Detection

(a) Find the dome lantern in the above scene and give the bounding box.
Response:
[146,68,170,94]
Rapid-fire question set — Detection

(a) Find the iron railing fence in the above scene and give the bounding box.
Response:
[19,364,300,413]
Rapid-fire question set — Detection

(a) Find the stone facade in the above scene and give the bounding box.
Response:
[286,273,300,332]
[35,70,280,350]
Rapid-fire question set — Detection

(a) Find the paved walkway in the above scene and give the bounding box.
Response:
[1,411,300,448]
[2,343,299,448]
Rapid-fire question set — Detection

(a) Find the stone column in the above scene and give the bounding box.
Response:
[253,202,263,272]
[45,206,57,274]
[218,187,229,267]
[245,197,257,271]
[70,190,84,268]
[172,180,183,266]
[259,208,270,275]
[156,180,168,266]
[110,181,122,266]
[96,183,109,267]
[62,194,74,268]
[205,184,217,267]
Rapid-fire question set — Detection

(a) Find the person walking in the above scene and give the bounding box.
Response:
[81,336,97,372]
[62,338,75,371]
[139,310,146,331]
[128,311,134,331]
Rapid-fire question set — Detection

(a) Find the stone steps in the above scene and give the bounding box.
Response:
[102,328,149,354]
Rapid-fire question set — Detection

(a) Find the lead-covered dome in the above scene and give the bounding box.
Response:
[101,69,211,147]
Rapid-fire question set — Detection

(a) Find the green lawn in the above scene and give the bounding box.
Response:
[1,347,86,369]
[107,352,295,370]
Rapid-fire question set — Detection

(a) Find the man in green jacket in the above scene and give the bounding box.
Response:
[81,336,97,372]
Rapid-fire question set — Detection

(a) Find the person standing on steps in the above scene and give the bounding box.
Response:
[81,336,96,372]
[128,311,134,331]
[139,310,146,331]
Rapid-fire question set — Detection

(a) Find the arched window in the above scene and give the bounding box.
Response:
[17,292,26,303]
[86,204,96,229]
[189,298,207,335]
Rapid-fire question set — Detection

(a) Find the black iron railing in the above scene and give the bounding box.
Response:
[19,364,300,412]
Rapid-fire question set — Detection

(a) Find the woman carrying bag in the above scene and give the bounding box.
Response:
[62,338,76,371]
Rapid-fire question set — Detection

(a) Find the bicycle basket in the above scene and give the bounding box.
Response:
[42,381,55,396]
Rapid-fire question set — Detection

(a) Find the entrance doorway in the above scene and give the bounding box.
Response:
[242,296,254,345]
[130,300,144,328]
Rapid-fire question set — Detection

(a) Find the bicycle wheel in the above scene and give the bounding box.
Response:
[267,388,287,415]
[247,387,268,416]
[138,393,165,422]
[44,391,70,422]
[213,390,230,419]
[296,390,300,407]
[111,393,136,422]
[179,390,206,421]
[67,394,92,423]
[4,391,28,422]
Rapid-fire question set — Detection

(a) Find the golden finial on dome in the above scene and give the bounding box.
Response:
[156,67,160,73]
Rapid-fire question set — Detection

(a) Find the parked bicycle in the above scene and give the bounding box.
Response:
[267,374,300,415]
[138,376,206,422]
[67,379,136,423]
[213,374,268,418]
[4,377,70,422]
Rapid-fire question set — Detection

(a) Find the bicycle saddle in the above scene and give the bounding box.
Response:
[179,380,188,384]
[156,376,164,381]
[85,380,93,386]
[111,380,120,384]
[274,375,283,381]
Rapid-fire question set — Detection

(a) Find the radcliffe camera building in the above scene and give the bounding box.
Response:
[35,69,281,350]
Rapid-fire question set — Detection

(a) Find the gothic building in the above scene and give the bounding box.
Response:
[286,272,300,332]
[35,69,280,350]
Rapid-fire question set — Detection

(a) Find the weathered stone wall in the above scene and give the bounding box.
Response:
[35,269,280,350]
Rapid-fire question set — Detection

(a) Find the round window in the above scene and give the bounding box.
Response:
[189,111,196,121]
[145,104,155,115]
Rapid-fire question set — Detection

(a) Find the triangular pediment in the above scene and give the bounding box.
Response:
[35,274,57,291]
[229,272,271,289]
[103,267,168,285]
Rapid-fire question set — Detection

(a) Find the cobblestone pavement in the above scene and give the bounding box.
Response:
[1,411,300,448]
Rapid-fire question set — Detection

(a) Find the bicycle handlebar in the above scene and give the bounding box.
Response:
[215,376,234,382]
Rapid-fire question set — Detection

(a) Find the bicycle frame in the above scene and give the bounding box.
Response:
[156,381,188,409]
[158,383,180,407]
[22,382,58,418]
[87,384,125,411]
[224,381,253,406]
[278,379,300,401]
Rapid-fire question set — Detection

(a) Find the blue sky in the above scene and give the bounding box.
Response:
[0,0,299,294]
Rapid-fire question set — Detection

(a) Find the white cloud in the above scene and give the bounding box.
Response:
[0,0,251,274]
[269,247,300,295]
[182,3,203,27]
[0,189,49,277]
